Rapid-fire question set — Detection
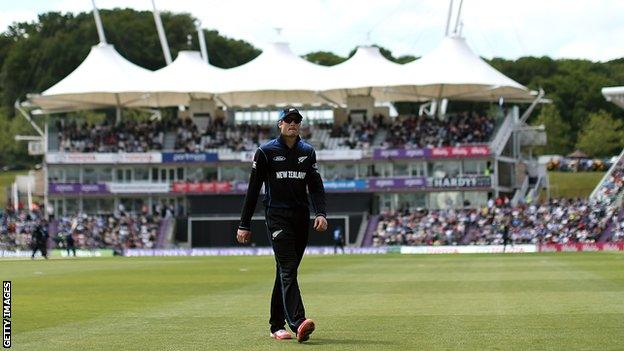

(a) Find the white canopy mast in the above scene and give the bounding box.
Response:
[196,20,209,63]
[91,0,107,44]
[437,0,464,117]
[152,0,172,65]
[93,0,120,123]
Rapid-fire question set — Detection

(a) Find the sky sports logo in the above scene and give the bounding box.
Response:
[2,281,10,349]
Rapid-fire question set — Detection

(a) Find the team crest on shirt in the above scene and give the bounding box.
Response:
[298,156,308,163]
[252,161,257,169]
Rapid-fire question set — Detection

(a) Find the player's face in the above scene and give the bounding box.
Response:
[279,116,301,137]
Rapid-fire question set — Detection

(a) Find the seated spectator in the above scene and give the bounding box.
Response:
[372,196,620,247]
[0,207,161,252]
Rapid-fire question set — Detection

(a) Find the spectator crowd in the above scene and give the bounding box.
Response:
[381,112,495,149]
[174,118,274,152]
[546,157,611,172]
[57,119,166,153]
[0,206,162,254]
[56,112,497,153]
[373,198,620,247]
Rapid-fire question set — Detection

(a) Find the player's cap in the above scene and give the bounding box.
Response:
[278,107,303,123]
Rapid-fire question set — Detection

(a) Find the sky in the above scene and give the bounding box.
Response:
[1,0,623,62]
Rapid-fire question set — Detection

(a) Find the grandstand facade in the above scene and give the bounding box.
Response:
[42,102,546,247]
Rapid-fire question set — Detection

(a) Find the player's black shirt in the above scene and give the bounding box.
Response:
[239,135,326,230]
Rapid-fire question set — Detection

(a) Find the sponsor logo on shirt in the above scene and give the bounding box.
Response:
[273,156,286,161]
[252,161,257,169]
[275,171,306,179]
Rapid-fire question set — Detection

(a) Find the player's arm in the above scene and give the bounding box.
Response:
[305,150,327,232]
[237,148,267,243]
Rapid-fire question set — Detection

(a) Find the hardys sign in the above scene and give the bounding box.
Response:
[368,176,491,190]
[428,176,491,188]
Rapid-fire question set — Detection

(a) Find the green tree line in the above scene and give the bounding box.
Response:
[1,8,623,165]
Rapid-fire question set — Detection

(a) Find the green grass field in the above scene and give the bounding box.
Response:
[546,171,605,199]
[2,253,624,350]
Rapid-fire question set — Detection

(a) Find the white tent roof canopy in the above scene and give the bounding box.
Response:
[29,43,155,112]
[28,36,540,112]
[392,36,535,102]
[141,50,224,107]
[321,45,417,103]
[215,42,334,107]
[602,86,624,109]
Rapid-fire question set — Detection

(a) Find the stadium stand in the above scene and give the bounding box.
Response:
[592,157,624,206]
[372,156,624,249]
[381,112,495,149]
[54,112,497,152]
[57,119,166,153]
[0,206,163,252]
[372,198,620,246]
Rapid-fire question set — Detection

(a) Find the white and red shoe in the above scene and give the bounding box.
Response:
[270,329,292,340]
[296,319,315,343]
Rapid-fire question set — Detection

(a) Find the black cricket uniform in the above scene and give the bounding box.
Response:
[31,222,49,259]
[66,232,76,257]
[502,223,510,253]
[239,134,326,334]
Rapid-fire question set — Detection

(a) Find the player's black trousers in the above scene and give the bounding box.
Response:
[31,242,47,258]
[265,207,309,333]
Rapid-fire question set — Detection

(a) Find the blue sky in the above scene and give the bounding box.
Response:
[1,0,623,62]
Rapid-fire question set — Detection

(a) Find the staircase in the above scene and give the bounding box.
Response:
[489,110,515,156]
[163,132,177,151]
[372,129,388,147]
[156,217,175,249]
[361,215,380,247]
[599,207,624,242]
[590,148,624,202]
[308,129,329,149]
[48,124,59,151]
[461,222,480,244]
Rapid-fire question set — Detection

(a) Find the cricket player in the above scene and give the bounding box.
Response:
[237,107,327,343]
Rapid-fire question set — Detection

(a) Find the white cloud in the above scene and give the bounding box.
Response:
[0,10,39,32]
[1,0,623,61]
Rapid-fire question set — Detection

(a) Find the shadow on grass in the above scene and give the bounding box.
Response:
[301,338,399,346]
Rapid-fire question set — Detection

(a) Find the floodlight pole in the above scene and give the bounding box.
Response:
[91,0,107,44]
[152,0,172,65]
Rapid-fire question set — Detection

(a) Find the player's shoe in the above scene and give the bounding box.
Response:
[270,329,292,340]
[296,319,315,343]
